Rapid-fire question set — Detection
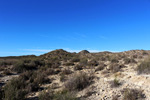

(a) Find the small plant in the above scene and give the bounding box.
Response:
[122,88,145,100]
[110,78,120,88]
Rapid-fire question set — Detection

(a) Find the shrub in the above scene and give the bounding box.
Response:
[109,63,121,73]
[61,69,72,75]
[13,60,26,73]
[124,58,136,64]
[79,58,88,66]
[108,55,119,63]
[34,71,50,85]
[112,95,119,100]
[71,57,80,62]
[39,89,80,100]
[63,62,74,66]
[95,63,105,71]
[39,88,54,100]
[3,78,27,100]
[122,88,145,100]
[109,78,121,88]
[136,57,150,74]
[65,72,92,91]
[74,64,83,70]
[60,74,67,82]
[3,69,12,75]
[0,88,4,100]
[54,90,79,100]
[88,60,99,67]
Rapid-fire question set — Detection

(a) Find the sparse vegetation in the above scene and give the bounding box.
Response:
[0,49,150,100]
[136,57,150,74]
[39,88,80,100]
[124,57,136,64]
[122,88,145,100]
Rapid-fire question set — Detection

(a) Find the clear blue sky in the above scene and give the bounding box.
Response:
[0,0,150,56]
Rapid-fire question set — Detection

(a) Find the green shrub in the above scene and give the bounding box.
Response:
[65,73,92,91]
[39,89,80,100]
[110,78,121,88]
[122,88,145,100]
[4,78,27,100]
[13,60,26,73]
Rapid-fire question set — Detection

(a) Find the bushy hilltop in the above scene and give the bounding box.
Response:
[0,49,150,100]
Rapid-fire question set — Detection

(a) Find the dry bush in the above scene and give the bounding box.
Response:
[124,57,137,64]
[79,58,88,66]
[63,62,74,66]
[109,63,121,73]
[95,63,105,71]
[88,59,99,67]
[108,55,119,63]
[0,88,4,100]
[136,57,150,74]
[39,88,80,100]
[61,68,72,75]
[74,64,83,70]
[60,74,67,82]
[3,69,12,75]
[112,95,119,100]
[65,72,93,91]
[121,88,145,100]
[70,57,80,62]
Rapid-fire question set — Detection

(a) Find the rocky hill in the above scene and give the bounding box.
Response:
[0,49,150,100]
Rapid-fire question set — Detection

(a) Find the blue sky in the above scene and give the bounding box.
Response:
[0,0,150,56]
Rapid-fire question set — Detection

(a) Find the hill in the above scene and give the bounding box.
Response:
[0,49,150,100]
